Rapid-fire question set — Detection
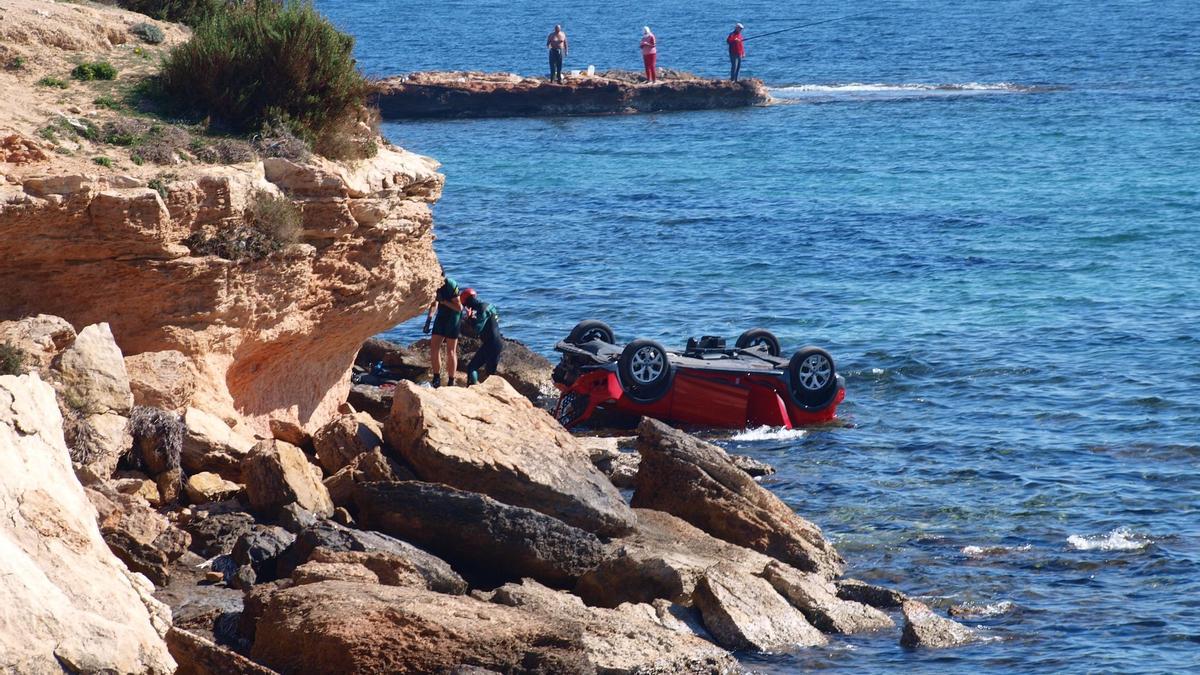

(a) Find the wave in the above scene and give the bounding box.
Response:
[1066,527,1152,551]
[732,426,807,442]
[950,600,1016,619]
[961,543,1032,558]
[769,81,1062,101]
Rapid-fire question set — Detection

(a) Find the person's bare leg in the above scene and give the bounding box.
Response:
[445,338,459,384]
[430,334,443,379]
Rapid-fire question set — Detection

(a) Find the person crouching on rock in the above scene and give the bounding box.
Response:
[459,287,504,386]
[547,24,568,83]
[424,275,462,387]
[727,23,745,81]
[640,26,657,82]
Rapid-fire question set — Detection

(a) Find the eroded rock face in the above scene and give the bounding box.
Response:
[0,146,445,437]
[900,600,975,649]
[0,314,76,372]
[385,378,635,536]
[355,480,608,587]
[53,322,133,416]
[182,406,256,480]
[249,581,592,674]
[88,485,191,586]
[692,562,827,652]
[631,419,844,577]
[126,349,197,410]
[0,373,174,673]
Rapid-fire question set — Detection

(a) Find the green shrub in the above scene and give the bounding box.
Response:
[94,95,122,110]
[4,56,25,71]
[72,62,118,81]
[93,156,114,167]
[0,342,26,376]
[159,1,373,159]
[184,190,302,261]
[148,173,177,198]
[130,22,166,44]
[37,76,69,89]
[117,0,228,27]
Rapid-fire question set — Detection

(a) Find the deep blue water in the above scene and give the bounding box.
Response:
[320,1,1200,671]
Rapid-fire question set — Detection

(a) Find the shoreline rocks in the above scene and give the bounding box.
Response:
[375,70,771,119]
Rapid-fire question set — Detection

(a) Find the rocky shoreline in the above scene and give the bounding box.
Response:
[373,70,772,119]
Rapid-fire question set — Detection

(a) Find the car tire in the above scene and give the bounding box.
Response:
[736,328,782,356]
[567,320,615,345]
[619,339,672,402]
[788,346,838,408]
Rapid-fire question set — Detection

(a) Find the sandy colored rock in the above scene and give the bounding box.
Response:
[185,471,243,504]
[241,440,334,518]
[576,508,774,608]
[761,560,894,634]
[71,410,132,480]
[88,485,190,585]
[182,407,256,479]
[0,372,174,673]
[291,559,381,586]
[126,349,197,410]
[632,419,843,577]
[323,447,411,509]
[249,581,591,674]
[54,322,133,415]
[385,377,635,536]
[900,600,976,649]
[692,562,826,652]
[355,480,608,587]
[313,411,384,474]
[166,626,276,675]
[0,314,76,372]
[488,579,738,674]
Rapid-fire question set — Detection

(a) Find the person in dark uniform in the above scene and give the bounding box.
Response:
[424,276,462,387]
[459,288,504,386]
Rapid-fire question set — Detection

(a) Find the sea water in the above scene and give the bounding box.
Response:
[319,1,1199,670]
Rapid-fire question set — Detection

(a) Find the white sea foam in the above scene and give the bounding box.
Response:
[961,544,1032,557]
[732,426,807,442]
[870,367,885,374]
[773,81,1025,94]
[1067,527,1151,551]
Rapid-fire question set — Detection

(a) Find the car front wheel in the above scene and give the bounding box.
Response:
[788,346,837,408]
[736,328,782,356]
[618,339,672,401]
[567,320,615,345]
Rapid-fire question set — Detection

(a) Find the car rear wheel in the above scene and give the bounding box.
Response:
[788,346,837,408]
[736,328,782,356]
[567,320,615,345]
[619,339,672,402]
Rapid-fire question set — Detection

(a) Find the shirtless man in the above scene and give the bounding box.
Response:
[546,24,568,83]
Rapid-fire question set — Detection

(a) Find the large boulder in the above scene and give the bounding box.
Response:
[166,626,275,675]
[275,520,465,594]
[385,378,635,536]
[182,407,256,480]
[53,322,133,415]
[0,314,76,372]
[125,349,197,411]
[355,481,608,587]
[632,419,843,576]
[232,525,297,583]
[183,510,257,558]
[761,561,894,634]
[312,411,385,474]
[692,562,826,652]
[0,372,174,673]
[487,579,738,674]
[65,409,132,481]
[88,485,191,586]
[900,600,975,649]
[249,581,592,674]
[576,508,774,608]
[323,448,413,510]
[241,439,334,518]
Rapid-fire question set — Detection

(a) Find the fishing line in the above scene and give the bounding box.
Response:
[742,11,874,41]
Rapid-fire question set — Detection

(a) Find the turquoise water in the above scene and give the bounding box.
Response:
[321,1,1200,670]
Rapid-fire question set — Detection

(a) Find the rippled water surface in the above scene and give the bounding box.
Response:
[319,0,1200,670]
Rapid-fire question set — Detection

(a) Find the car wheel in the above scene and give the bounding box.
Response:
[554,392,588,427]
[736,328,782,356]
[619,339,672,401]
[788,346,837,408]
[567,320,615,345]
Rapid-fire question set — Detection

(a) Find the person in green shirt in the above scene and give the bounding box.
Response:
[424,276,462,387]
[459,287,504,386]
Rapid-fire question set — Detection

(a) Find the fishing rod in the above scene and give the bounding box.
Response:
[742,11,874,41]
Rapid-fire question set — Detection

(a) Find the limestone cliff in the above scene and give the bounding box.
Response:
[0,1,445,434]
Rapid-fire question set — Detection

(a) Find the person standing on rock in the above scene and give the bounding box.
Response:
[640,26,658,82]
[727,23,745,81]
[424,275,462,387]
[459,287,504,386]
[547,24,568,83]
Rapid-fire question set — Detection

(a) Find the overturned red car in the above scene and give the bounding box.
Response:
[551,320,845,430]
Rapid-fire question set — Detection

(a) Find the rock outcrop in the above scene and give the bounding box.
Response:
[692,562,827,652]
[900,600,976,649]
[375,70,771,119]
[632,418,844,577]
[89,485,191,585]
[0,372,175,673]
[761,561,894,634]
[385,378,635,536]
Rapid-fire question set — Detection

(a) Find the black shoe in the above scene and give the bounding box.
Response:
[431,373,441,388]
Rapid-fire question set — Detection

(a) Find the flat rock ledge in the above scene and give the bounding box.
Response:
[374,70,771,119]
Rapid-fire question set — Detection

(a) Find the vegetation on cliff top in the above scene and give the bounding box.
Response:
[0,342,26,376]
[183,190,303,261]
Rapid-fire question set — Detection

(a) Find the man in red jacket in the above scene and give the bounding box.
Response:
[727,23,745,81]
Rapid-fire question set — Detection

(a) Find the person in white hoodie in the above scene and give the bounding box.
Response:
[640,26,657,82]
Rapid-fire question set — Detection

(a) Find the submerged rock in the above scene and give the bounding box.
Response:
[761,561,894,634]
[836,578,908,609]
[631,419,844,577]
[385,377,635,536]
[900,600,976,649]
